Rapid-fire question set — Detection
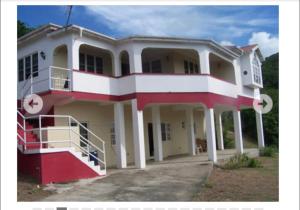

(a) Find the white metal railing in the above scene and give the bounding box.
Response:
[17,111,106,171]
[49,66,71,91]
[18,66,72,102]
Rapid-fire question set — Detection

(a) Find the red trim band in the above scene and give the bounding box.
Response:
[47,90,253,110]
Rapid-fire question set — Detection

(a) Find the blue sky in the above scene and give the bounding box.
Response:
[18,5,279,56]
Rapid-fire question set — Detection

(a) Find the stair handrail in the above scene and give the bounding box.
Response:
[20,73,33,98]
[31,114,106,151]
[17,111,26,149]
[17,112,106,171]
[68,116,106,150]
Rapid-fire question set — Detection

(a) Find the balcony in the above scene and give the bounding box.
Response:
[17,44,239,100]
[17,66,238,101]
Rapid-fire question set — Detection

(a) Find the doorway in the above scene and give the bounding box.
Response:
[147,123,154,157]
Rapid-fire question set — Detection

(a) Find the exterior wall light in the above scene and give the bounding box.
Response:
[40,51,46,60]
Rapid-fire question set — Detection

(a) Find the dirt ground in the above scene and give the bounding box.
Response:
[17,174,53,201]
[195,155,279,201]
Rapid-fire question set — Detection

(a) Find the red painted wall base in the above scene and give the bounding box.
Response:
[18,150,100,184]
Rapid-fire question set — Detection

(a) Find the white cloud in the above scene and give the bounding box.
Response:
[220,40,234,46]
[83,6,275,40]
[248,32,278,57]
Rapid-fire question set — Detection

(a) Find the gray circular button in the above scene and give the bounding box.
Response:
[253,94,273,114]
[23,94,43,114]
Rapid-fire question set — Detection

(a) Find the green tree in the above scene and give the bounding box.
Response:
[17,20,34,38]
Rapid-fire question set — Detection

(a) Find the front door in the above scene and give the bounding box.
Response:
[148,123,154,157]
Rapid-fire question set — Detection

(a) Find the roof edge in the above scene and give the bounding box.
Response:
[18,23,61,43]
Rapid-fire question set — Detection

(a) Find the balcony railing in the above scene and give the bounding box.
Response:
[18,66,72,99]
[18,66,238,99]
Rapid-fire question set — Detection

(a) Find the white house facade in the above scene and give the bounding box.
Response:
[17,24,265,184]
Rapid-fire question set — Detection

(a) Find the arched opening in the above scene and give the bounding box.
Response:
[120,50,130,76]
[141,48,200,74]
[79,44,113,76]
[209,53,236,84]
[53,45,68,68]
[52,45,69,90]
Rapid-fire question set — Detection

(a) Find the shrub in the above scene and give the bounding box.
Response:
[223,129,235,149]
[260,146,277,157]
[247,158,262,168]
[222,154,262,169]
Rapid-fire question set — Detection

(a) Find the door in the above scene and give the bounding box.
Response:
[148,123,154,157]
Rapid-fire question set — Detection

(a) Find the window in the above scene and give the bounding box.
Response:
[151,60,162,73]
[184,60,189,73]
[18,52,39,81]
[86,55,95,72]
[70,122,77,126]
[110,124,116,145]
[80,53,105,74]
[194,64,199,73]
[18,59,24,82]
[25,56,31,79]
[121,62,130,75]
[189,62,194,74]
[142,59,163,73]
[161,123,166,141]
[184,60,198,74]
[161,123,171,141]
[79,53,85,71]
[95,57,103,74]
[79,122,88,147]
[32,53,38,77]
[252,55,261,85]
[142,61,150,73]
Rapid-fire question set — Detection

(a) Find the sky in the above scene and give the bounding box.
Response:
[18,5,279,57]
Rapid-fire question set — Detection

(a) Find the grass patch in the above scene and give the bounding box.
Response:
[260,146,277,157]
[204,182,213,189]
[221,154,262,169]
[197,156,279,201]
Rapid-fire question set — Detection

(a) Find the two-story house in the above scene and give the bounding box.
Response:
[17,23,265,184]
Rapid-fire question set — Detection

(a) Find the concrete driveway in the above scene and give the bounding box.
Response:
[43,159,212,201]
[42,149,258,201]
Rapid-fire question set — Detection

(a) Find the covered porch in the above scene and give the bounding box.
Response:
[113,98,265,169]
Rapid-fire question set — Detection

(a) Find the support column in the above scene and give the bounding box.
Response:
[131,99,146,168]
[205,108,217,162]
[152,106,163,161]
[113,53,121,77]
[186,108,196,156]
[114,103,127,168]
[198,49,210,74]
[256,111,265,148]
[129,48,143,73]
[215,111,224,150]
[67,40,80,90]
[233,109,244,154]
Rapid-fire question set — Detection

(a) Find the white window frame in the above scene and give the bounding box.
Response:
[18,51,39,82]
[252,54,262,85]
[79,52,104,74]
[161,122,171,141]
[184,59,199,74]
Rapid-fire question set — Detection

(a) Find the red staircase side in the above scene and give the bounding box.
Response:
[18,150,100,184]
